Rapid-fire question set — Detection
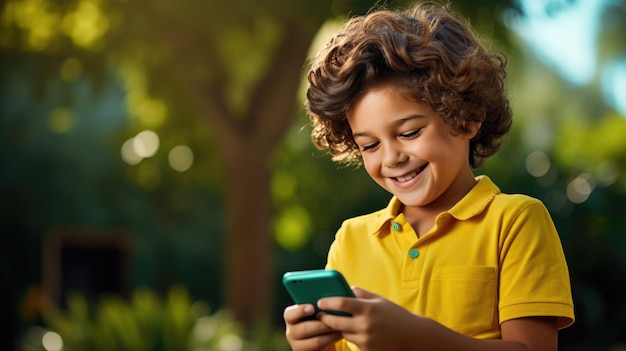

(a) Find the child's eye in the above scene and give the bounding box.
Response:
[400,128,422,139]
[361,142,379,152]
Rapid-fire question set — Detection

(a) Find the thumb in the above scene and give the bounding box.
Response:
[351,286,380,299]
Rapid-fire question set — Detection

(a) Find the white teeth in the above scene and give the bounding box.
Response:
[396,170,418,182]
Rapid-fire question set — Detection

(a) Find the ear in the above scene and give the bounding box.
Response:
[462,121,481,140]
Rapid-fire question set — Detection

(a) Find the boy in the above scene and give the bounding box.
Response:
[284,1,574,351]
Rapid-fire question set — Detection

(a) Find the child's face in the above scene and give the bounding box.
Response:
[347,83,477,210]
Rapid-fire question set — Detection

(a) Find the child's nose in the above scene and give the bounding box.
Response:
[382,145,408,168]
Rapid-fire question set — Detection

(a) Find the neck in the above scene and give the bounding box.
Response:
[403,170,477,237]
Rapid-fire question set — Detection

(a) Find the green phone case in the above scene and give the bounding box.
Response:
[282,269,355,317]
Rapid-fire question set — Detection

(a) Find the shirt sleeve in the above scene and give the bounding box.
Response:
[498,199,575,329]
[325,236,340,271]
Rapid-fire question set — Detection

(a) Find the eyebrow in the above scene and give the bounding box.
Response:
[352,114,427,138]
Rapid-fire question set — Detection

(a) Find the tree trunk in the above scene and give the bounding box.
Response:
[190,21,319,327]
[212,24,316,327]
[221,139,274,326]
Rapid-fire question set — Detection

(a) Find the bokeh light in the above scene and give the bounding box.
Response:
[567,173,594,204]
[121,138,142,165]
[2,0,60,51]
[274,205,312,251]
[61,0,109,48]
[525,150,551,177]
[42,331,63,351]
[218,334,243,351]
[168,145,194,172]
[120,130,160,165]
[121,64,168,128]
[132,130,159,158]
[192,316,216,341]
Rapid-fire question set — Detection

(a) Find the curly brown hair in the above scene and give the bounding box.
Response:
[306,1,512,168]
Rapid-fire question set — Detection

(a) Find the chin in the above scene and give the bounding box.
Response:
[396,195,431,207]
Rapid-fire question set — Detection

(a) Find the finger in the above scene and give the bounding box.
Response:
[317,296,356,315]
[317,312,358,334]
[285,312,340,348]
[284,304,316,324]
[351,286,380,299]
[286,318,336,339]
[287,330,342,351]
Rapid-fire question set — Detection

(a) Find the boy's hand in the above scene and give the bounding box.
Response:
[317,287,421,351]
[284,304,342,351]
[317,288,559,351]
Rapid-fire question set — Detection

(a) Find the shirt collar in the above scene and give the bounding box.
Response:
[448,175,500,221]
[369,175,500,236]
[369,196,402,236]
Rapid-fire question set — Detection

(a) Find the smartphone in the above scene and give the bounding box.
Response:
[282,269,355,318]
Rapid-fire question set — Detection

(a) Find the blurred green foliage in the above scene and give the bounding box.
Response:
[20,286,289,351]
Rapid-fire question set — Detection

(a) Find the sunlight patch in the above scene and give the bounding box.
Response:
[274,205,312,251]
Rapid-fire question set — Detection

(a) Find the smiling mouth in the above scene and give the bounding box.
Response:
[394,164,427,183]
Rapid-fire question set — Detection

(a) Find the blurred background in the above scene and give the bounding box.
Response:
[1,0,625,350]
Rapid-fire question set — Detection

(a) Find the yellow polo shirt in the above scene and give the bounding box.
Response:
[326,176,574,350]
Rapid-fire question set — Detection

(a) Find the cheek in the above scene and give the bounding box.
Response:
[362,156,381,177]
[422,133,466,157]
